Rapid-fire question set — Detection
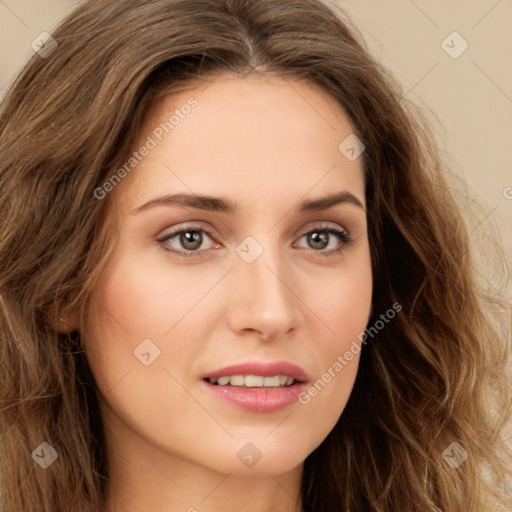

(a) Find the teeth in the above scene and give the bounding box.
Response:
[207,375,297,387]
[245,375,264,387]
[263,376,281,387]
[229,375,245,386]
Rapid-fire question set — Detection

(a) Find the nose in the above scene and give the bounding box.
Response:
[226,241,301,342]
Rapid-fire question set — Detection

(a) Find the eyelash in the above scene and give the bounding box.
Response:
[156,223,353,259]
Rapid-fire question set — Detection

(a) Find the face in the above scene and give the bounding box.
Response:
[77,73,372,479]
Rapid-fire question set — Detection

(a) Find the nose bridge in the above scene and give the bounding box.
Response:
[229,234,299,337]
[238,236,289,304]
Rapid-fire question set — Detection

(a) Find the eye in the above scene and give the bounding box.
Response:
[157,225,218,257]
[295,223,353,257]
[157,222,353,259]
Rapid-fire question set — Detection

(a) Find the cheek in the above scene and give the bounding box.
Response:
[305,246,373,346]
[79,253,219,452]
[85,243,228,347]
[295,252,372,437]
[80,249,229,393]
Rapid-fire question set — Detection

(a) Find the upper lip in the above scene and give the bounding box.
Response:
[202,361,309,383]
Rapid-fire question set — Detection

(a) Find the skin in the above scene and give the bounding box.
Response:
[62,73,372,512]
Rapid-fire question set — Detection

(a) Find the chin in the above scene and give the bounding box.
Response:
[195,435,312,477]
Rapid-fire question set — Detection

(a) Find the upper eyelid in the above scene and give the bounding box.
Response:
[159,219,349,237]
[158,222,216,241]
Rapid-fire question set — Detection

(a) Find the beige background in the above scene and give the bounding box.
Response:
[1,0,511,298]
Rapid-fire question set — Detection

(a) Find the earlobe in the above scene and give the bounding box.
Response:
[50,300,81,333]
[58,315,80,333]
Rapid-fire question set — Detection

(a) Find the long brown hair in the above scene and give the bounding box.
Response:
[1,0,510,510]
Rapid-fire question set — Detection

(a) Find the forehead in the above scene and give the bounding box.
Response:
[112,73,365,214]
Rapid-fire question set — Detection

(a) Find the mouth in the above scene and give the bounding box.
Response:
[201,361,309,413]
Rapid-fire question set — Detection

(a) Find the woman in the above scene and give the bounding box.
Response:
[0,0,510,511]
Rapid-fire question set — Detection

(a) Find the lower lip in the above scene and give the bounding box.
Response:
[201,380,308,413]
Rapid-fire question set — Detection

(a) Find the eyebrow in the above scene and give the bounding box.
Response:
[131,190,365,215]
